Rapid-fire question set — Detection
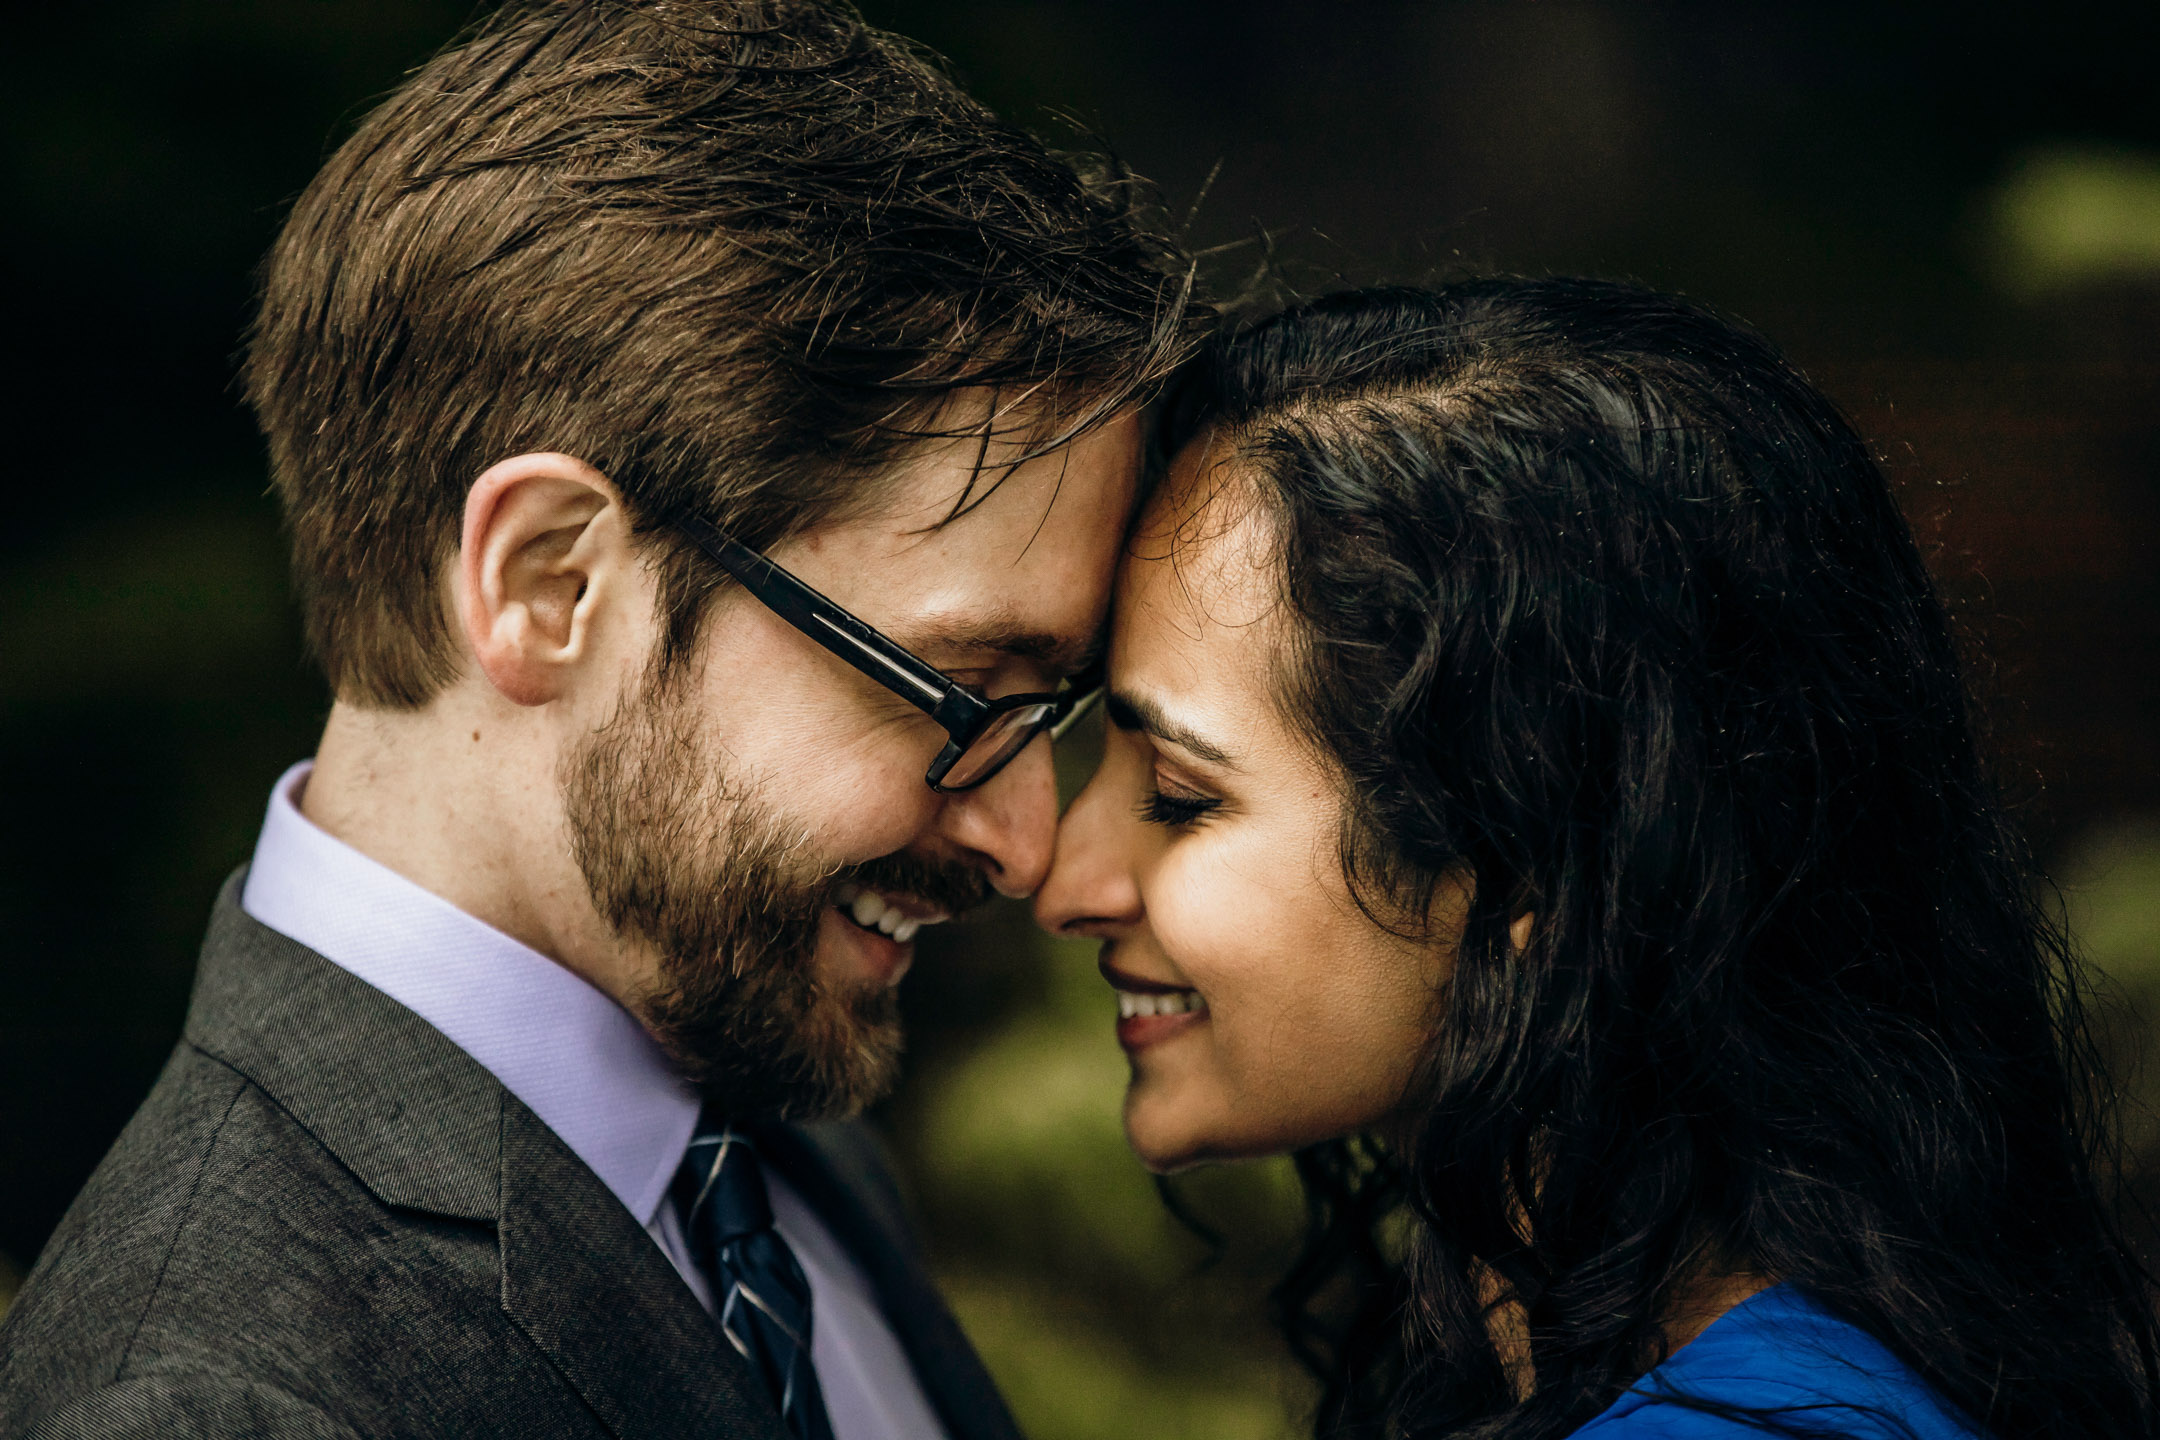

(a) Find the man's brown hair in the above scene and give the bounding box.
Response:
[244,0,1194,706]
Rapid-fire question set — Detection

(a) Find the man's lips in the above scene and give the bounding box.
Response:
[820,884,961,993]
[833,882,950,945]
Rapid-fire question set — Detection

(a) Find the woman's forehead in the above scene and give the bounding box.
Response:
[1124,446,1280,640]
[1107,438,1341,799]
[1141,428,1260,542]
[1106,446,1292,761]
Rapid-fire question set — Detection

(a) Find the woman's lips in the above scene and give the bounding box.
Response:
[1101,958,1208,1051]
[1114,1003,1207,1052]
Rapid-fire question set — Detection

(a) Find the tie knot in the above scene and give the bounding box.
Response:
[677,1127,773,1243]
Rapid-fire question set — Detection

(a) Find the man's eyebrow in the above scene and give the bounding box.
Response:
[1105,689,1236,767]
[901,616,1100,676]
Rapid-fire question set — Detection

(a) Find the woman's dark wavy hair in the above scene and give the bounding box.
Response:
[1165,279,2160,1439]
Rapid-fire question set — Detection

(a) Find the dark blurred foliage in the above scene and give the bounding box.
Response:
[5,4,2159,1432]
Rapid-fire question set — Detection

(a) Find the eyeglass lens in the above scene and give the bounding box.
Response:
[939,701,1061,790]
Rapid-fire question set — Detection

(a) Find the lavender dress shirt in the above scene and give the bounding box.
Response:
[240,761,951,1440]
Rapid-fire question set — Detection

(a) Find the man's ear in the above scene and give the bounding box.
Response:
[456,452,629,707]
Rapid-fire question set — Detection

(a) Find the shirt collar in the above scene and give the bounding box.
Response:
[239,760,701,1228]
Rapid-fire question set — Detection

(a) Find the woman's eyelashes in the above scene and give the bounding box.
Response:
[1140,780,1222,828]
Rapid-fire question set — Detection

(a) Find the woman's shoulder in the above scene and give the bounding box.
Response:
[1570,1286,1985,1440]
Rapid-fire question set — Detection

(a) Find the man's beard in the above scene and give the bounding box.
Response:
[559,665,989,1122]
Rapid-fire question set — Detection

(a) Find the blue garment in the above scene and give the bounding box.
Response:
[1573,1286,1984,1438]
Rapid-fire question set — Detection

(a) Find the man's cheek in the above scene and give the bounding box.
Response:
[813,778,942,860]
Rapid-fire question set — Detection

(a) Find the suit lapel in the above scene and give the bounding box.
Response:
[197,873,1007,1440]
[192,874,787,1440]
[497,1101,787,1440]
[186,876,502,1220]
[756,1122,1025,1440]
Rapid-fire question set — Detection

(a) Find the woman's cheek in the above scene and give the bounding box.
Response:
[1148,833,1270,1003]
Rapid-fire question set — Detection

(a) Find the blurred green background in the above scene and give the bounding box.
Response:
[4,5,2160,1436]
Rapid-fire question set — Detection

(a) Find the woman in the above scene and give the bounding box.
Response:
[1034,280,2160,1438]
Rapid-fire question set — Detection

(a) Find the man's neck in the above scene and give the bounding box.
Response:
[303,694,640,1004]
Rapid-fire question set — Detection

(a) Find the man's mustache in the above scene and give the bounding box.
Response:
[833,850,994,918]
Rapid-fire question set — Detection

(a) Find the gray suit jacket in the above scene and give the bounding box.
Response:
[0,876,1021,1440]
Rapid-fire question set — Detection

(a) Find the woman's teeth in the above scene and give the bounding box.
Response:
[833,883,946,945]
[1115,989,1206,1019]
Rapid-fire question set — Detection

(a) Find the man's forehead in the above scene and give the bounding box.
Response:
[871,408,1143,537]
[774,412,1137,676]
[891,608,1103,676]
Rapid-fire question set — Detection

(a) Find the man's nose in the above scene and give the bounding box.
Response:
[937,735,1057,898]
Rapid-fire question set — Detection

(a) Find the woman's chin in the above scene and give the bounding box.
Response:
[1125,1127,1216,1175]
[1123,1086,1217,1173]
[1122,1090,1283,1173]
[1123,1081,1377,1173]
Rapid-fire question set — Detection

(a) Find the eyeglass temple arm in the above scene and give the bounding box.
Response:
[1049,684,1104,742]
[675,515,974,721]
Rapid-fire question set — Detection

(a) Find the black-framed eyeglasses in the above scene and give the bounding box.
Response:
[672,510,1104,792]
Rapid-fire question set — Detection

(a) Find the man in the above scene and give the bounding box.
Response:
[0,2,1191,1436]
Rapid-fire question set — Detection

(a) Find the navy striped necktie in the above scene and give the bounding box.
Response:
[674,1123,837,1440]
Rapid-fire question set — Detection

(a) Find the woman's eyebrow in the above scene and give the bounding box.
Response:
[1105,689,1237,767]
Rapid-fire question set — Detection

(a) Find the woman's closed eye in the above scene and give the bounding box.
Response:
[1140,781,1222,828]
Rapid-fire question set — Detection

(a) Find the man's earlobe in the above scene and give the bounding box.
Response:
[456,453,624,706]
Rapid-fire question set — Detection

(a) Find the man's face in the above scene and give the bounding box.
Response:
[563,413,1142,1120]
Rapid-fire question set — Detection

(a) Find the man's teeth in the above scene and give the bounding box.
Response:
[1115,989,1207,1019]
[832,883,946,944]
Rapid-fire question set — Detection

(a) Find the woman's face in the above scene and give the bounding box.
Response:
[1034,440,1457,1172]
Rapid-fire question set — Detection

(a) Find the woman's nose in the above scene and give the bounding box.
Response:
[1033,768,1143,937]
